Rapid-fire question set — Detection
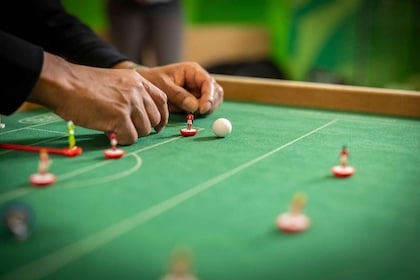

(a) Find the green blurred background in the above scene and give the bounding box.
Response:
[62,0,419,90]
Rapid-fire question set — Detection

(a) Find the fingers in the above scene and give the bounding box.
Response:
[198,77,224,115]
[107,74,168,144]
[142,80,169,132]
[176,63,223,115]
[114,117,139,145]
[138,62,224,115]
[164,82,199,113]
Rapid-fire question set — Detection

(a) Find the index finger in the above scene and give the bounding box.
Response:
[143,80,169,132]
[198,77,224,115]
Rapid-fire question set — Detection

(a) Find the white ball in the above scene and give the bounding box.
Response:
[212,118,232,137]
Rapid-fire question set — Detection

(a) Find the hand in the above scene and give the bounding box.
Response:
[138,62,224,115]
[28,53,169,145]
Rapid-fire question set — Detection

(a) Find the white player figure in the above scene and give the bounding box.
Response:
[161,248,198,280]
[0,115,5,128]
[276,192,310,233]
[29,149,56,186]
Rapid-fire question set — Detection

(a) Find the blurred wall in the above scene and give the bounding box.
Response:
[61,0,419,90]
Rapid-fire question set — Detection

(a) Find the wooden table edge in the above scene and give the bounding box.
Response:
[214,74,420,118]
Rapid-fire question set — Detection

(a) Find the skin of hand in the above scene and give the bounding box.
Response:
[136,62,224,115]
[27,53,169,145]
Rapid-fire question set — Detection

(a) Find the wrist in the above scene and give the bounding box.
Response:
[112,60,149,71]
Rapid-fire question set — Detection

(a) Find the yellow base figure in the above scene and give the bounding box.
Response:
[276,192,310,233]
[67,120,76,149]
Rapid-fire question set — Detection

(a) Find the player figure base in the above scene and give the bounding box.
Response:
[104,149,125,159]
[29,173,56,187]
[332,165,355,178]
[180,128,198,137]
[64,146,83,157]
[276,212,310,233]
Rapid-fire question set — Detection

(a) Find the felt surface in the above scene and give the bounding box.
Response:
[0,101,420,280]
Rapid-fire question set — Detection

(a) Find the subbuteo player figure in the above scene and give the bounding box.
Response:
[103,132,125,159]
[38,148,51,174]
[67,120,76,149]
[0,115,5,128]
[29,148,56,186]
[186,113,194,130]
[180,113,198,137]
[339,145,349,167]
[331,145,355,177]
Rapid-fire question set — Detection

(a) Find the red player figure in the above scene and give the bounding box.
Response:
[332,145,355,177]
[104,132,125,159]
[339,145,349,167]
[180,113,198,137]
[186,113,194,130]
[276,192,310,233]
[29,149,56,186]
[110,133,118,150]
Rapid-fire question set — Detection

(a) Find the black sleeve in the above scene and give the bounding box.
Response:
[0,0,128,114]
[0,30,44,115]
[0,0,128,67]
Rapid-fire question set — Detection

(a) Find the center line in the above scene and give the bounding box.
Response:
[0,119,338,280]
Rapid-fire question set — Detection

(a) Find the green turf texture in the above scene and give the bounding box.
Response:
[1,101,419,280]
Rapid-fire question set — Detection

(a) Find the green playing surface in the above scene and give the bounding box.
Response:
[1,101,420,280]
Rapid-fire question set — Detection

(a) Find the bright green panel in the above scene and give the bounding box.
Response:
[61,0,107,31]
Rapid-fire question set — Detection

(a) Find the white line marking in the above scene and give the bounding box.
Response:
[0,133,193,203]
[59,154,142,189]
[0,119,338,280]
[0,116,61,136]
[26,127,68,135]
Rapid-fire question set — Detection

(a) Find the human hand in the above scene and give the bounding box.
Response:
[138,62,224,115]
[28,53,168,145]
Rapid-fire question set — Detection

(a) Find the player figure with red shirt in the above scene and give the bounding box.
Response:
[103,132,125,159]
[180,113,197,136]
[186,113,194,130]
[339,145,349,167]
[332,145,355,177]
[110,133,118,150]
